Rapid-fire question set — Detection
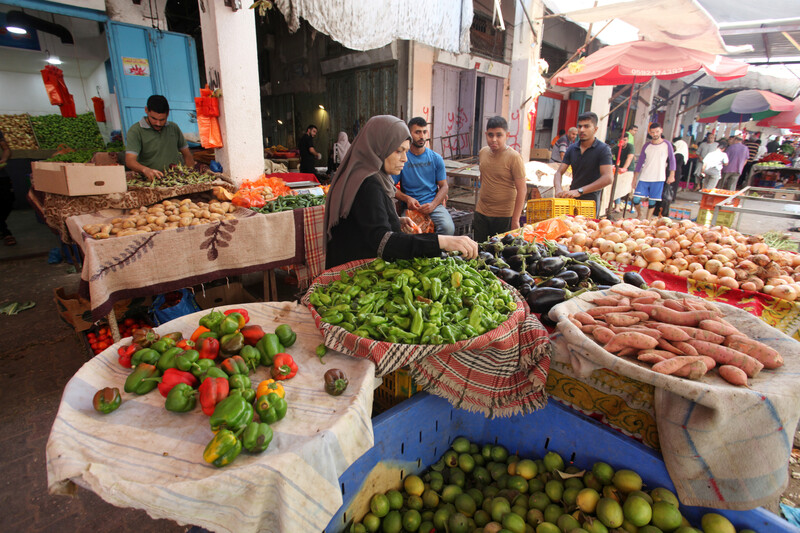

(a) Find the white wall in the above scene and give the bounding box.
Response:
[0,71,91,116]
[81,61,121,137]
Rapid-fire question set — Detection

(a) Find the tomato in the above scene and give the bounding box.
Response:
[87,333,96,340]
[124,318,135,326]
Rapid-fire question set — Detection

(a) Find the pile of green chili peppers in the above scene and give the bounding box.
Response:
[308,256,517,344]
[251,193,325,214]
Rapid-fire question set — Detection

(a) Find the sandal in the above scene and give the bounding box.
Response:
[3,235,16,246]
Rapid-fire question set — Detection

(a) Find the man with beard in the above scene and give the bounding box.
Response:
[394,117,454,235]
[125,95,194,180]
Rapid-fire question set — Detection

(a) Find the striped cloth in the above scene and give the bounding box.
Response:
[294,205,327,288]
[550,290,800,510]
[302,259,553,418]
[46,303,377,533]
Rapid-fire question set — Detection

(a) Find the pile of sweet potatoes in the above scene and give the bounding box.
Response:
[566,284,783,386]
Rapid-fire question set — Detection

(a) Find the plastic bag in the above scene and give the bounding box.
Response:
[149,289,201,326]
[662,181,675,202]
[41,66,63,105]
[197,114,223,149]
[406,208,435,233]
[92,97,106,122]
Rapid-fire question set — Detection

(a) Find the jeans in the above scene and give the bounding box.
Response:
[427,204,454,235]
[0,174,14,237]
[721,172,740,191]
[473,211,511,243]
[703,173,720,190]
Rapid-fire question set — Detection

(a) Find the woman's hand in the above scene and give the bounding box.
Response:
[399,217,421,234]
[438,235,478,260]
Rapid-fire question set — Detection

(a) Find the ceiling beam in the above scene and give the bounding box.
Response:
[720,24,800,36]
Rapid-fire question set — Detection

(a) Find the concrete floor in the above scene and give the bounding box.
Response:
[1,204,798,531]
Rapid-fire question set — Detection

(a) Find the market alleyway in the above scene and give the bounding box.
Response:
[1,200,799,531]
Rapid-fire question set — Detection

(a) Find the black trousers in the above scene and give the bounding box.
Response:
[0,174,14,237]
[473,211,511,243]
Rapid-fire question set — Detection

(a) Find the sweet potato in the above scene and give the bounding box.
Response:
[592,326,614,344]
[723,335,783,369]
[610,285,661,299]
[672,326,725,344]
[639,349,677,360]
[605,313,640,327]
[574,311,597,326]
[590,295,627,307]
[631,296,659,305]
[608,325,661,339]
[685,339,764,377]
[651,357,695,375]
[630,311,651,321]
[672,360,708,380]
[587,305,633,317]
[569,317,583,329]
[718,365,748,386]
[617,347,638,358]
[604,332,659,353]
[657,337,683,354]
[646,306,721,326]
[673,341,699,356]
[638,352,667,364]
[663,300,688,312]
[654,324,691,342]
[698,319,739,337]
[579,324,596,334]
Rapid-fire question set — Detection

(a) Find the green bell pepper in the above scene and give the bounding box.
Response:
[221,355,249,376]
[197,330,219,341]
[219,332,245,356]
[239,345,260,371]
[199,310,225,332]
[274,324,296,348]
[209,393,253,432]
[229,373,251,391]
[149,338,176,354]
[156,347,184,372]
[218,314,242,336]
[256,333,283,366]
[202,367,228,380]
[255,392,288,425]
[124,363,161,395]
[165,382,197,412]
[190,358,215,378]
[175,349,200,372]
[242,421,273,453]
[203,428,242,467]
[131,348,159,367]
[231,387,256,403]
[93,387,121,414]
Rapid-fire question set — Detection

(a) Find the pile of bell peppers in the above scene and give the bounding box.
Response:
[308,256,516,344]
[100,312,305,468]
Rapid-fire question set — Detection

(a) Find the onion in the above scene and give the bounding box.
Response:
[740,281,757,291]
[631,229,646,239]
[772,284,798,301]
[648,262,665,272]
[734,243,749,257]
[671,257,689,270]
[571,232,587,247]
[599,240,616,254]
[613,242,627,254]
[692,232,706,243]
[598,219,612,229]
[748,277,765,291]
[718,277,739,289]
[624,239,637,252]
[689,242,706,255]
[691,269,713,282]
[768,277,787,286]
[663,265,680,275]
[751,242,769,254]
[718,248,737,261]
[679,270,692,278]
[633,256,648,269]
[763,285,775,295]
[586,221,599,230]
[719,235,736,246]
[606,232,624,243]
[569,245,584,253]
[752,254,770,267]
[601,252,617,262]
[655,229,671,240]
[621,220,635,233]
[763,262,783,279]
[738,260,759,274]
[717,266,735,279]
[688,262,703,273]
[702,231,719,243]
[704,259,723,274]
[664,240,681,254]
[616,252,633,265]
[661,247,673,259]
[601,225,615,235]
[706,242,722,253]
[651,280,667,290]
[642,248,666,263]
[564,230,574,239]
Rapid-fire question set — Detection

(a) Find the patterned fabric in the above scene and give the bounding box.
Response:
[301,259,553,418]
[550,290,800,511]
[294,205,326,288]
[66,208,303,320]
[28,176,236,242]
[46,303,377,533]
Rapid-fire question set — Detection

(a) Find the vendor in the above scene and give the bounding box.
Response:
[125,95,194,180]
[324,115,478,269]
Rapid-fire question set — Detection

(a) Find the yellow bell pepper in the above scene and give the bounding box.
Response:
[256,379,285,399]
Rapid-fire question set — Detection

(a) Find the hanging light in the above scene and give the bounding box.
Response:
[45,50,62,65]
[318,105,325,110]
[277,119,283,125]
[6,25,27,35]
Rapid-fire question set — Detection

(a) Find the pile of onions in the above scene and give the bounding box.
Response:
[561,216,800,301]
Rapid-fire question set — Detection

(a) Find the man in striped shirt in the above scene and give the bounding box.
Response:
[740,133,761,188]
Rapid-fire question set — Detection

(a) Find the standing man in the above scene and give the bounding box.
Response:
[298,124,322,174]
[125,95,194,180]
[394,117,454,235]
[473,116,527,242]
[550,127,577,164]
[740,132,762,189]
[694,132,718,183]
[0,129,14,246]
[611,134,634,213]
[554,112,614,217]
[721,136,749,190]
[701,139,729,190]
[631,123,676,220]
[766,136,780,153]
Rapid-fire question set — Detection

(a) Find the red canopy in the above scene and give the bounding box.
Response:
[552,40,749,87]
[757,97,800,131]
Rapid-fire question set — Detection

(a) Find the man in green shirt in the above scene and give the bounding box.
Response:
[125,95,194,180]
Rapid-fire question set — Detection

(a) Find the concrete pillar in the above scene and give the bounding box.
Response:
[508,0,545,161]
[198,1,264,187]
[662,81,682,140]
[590,84,613,142]
[632,79,657,148]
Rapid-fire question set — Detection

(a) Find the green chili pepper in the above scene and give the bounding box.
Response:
[315,343,327,364]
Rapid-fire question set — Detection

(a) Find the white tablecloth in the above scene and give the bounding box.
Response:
[46,302,376,533]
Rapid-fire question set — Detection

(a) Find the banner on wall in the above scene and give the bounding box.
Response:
[122,57,150,77]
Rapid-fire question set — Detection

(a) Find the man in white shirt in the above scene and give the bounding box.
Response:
[701,140,729,190]
[631,123,676,220]
[694,133,718,181]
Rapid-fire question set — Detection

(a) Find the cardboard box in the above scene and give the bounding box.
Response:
[32,161,126,196]
[530,148,552,161]
[774,191,799,200]
[193,281,257,309]
[53,287,151,332]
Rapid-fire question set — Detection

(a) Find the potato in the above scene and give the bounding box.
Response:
[94,232,110,239]
[110,227,121,234]
[179,204,191,213]
[111,218,123,224]
[197,202,208,208]
[180,198,192,205]
[140,225,152,232]
[227,204,236,213]
[224,214,236,220]
[116,229,135,237]
[122,220,136,229]
[139,206,148,212]
[146,215,158,224]
[168,215,181,222]
[82,224,101,235]
[162,200,174,207]
[155,215,167,225]
[179,218,192,227]
[179,212,194,219]
[190,219,201,226]
[136,217,148,227]
[210,206,226,215]
[100,224,113,234]
[209,212,223,220]
[200,209,211,219]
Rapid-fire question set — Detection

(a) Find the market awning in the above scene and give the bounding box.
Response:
[274,0,472,54]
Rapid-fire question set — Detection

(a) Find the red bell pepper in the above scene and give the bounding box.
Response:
[199,376,230,416]
[271,353,298,380]
[157,368,198,397]
[240,324,265,346]
[224,308,250,324]
[190,326,210,343]
[198,337,220,360]
[177,339,196,350]
[117,344,138,368]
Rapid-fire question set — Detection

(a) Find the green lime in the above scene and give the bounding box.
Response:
[403,475,424,496]
[576,488,600,514]
[351,524,367,533]
[508,475,529,493]
[467,488,484,507]
[402,509,421,532]
[544,480,564,502]
[536,521,561,533]
[441,484,462,503]
[528,478,544,493]
[382,510,402,533]
[406,494,423,511]
[386,490,403,510]
[473,466,491,484]
[543,503,563,524]
[362,512,381,533]
[474,509,491,527]
[700,513,735,533]
[491,497,512,522]
[516,459,538,480]
[596,498,623,528]
[491,445,509,462]
[526,508,544,527]
[543,452,564,473]
[452,436,471,453]
[482,444,493,460]
[622,494,652,527]
[490,463,508,481]
[511,504,527,518]
[458,453,475,473]
[433,507,450,531]
[582,517,609,533]
[528,491,550,511]
[651,501,682,532]
[443,450,459,467]
[650,487,679,508]
[591,462,615,485]
[448,512,471,533]
[557,513,581,533]
[421,488,439,509]
[611,470,642,493]
[370,494,390,518]
[455,493,477,517]
[583,472,603,492]
[563,486,580,507]
[417,521,433,533]
[503,512,527,533]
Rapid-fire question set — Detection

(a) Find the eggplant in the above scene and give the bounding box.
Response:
[623,271,649,289]
[519,284,532,297]
[567,264,592,281]
[539,278,567,289]
[587,260,621,286]
[484,256,498,267]
[538,311,558,328]
[519,273,535,287]
[479,251,495,262]
[506,254,525,271]
[566,251,590,262]
[512,237,527,247]
[501,233,516,245]
[481,242,500,254]
[596,284,612,290]
[501,246,520,259]
[525,263,539,277]
[497,268,518,285]
[537,243,550,257]
[536,256,567,277]
[526,287,567,314]
[526,250,541,263]
[488,265,500,275]
[555,270,580,287]
[552,243,571,257]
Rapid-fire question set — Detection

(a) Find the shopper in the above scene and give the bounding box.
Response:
[550,127,577,164]
[332,131,350,167]
[694,133,718,182]
[631,123,676,220]
[473,116,527,242]
[766,136,780,153]
[700,140,729,190]
[626,125,638,151]
[394,117,454,235]
[0,130,14,246]
[611,135,634,213]
[299,124,322,174]
[125,95,195,180]
[554,112,614,217]
[740,132,762,189]
[721,136,749,190]
[324,115,477,268]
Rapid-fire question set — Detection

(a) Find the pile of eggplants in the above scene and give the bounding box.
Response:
[473,233,623,316]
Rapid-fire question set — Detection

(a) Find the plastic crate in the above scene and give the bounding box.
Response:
[324,393,792,533]
[446,208,473,238]
[697,207,736,227]
[700,190,740,210]
[526,198,576,224]
[576,199,596,217]
[373,368,423,412]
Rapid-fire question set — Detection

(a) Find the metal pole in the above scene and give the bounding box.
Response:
[608,79,636,218]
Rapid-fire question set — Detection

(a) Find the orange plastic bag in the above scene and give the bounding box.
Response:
[406,209,435,234]
[197,114,223,149]
[92,97,106,122]
[519,217,571,242]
